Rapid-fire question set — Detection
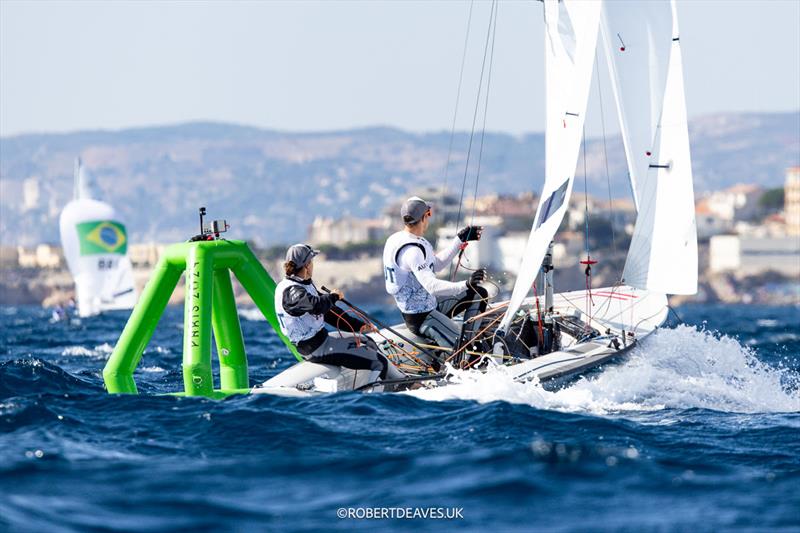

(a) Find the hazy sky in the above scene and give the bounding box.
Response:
[1,0,799,137]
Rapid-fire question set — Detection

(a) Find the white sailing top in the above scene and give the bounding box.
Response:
[274,278,326,343]
[383,231,466,314]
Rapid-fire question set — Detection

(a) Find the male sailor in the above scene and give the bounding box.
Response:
[383,196,488,351]
[275,243,405,388]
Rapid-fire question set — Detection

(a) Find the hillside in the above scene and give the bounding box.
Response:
[1,111,797,246]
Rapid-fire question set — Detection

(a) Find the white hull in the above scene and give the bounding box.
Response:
[252,285,668,396]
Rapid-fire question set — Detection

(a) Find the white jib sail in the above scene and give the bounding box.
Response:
[498,0,601,332]
[600,0,673,210]
[59,160,138,317]
[621,0,698,295]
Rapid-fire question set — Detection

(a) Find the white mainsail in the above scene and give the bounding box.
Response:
[59,159,138,317]
[498,0,601,332]
[620,0,697,295]
[600,0,673,210]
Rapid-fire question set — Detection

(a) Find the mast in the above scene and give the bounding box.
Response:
[73,157,81,200]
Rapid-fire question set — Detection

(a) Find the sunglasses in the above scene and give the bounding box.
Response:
[297,244,316,266]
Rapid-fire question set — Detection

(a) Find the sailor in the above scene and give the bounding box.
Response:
[383,197,488,351]
[274,243,405,388]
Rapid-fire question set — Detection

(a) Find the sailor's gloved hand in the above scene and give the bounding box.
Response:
[457,225,483,242]
[467,268,486,290]
[329,288,344,301]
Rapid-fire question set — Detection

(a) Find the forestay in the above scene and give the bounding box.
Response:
[498,0,601,332]
[621,0,697,295]
[600,0,672,210]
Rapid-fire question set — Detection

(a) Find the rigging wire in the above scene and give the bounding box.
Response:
[595,48,618,258]
[440,0,475,223]
[450,2,499,281]
[453,0,497,239]
[581,123,596,322]
[469,1,499,226]
[592,48,628,330]
[582,123,590,257]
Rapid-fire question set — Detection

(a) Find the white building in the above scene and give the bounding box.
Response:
[17,244,62,269]
[128,243,166,267]
[709,235,800,277]
[22,177,40,211]
[435,216,504,272]
[308,216,388,246]
[786,166,800,237]
[704,184,762,223]
[695,199,733,239]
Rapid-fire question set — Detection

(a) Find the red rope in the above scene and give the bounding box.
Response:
[328,308,361,347]
[450,243,469,282]
[580,255,598,324]
[532,282,544,348]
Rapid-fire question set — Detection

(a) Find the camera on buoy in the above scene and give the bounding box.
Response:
[189,207,229,241]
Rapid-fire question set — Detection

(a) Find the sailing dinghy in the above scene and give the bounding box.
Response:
[59,159,138,317]
[254,0,697,396]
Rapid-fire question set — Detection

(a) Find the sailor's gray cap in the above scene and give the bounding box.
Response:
[285,243,319,268]
[401,196,431,225]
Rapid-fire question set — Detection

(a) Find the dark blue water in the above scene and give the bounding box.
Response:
[1,304,799,532]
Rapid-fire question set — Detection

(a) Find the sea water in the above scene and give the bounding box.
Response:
[1,304,798,531]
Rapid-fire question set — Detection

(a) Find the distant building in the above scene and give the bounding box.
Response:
[785,166,800,236]
[382,187,461,228]
[467,192,537,218]
[594,197,637,235]
[22,177,40,212]
[695,199,732,239]
[493,233,572,277]
[308,216,388,246]
[704,184,763,223]
[0,246,19,268]
[17,245,62,269]
[566,195,636,237]
[566,195,601,232]
[709,235,800,277]
[128,243,166,268]
[495,232,529,275]
[435,216,504,272]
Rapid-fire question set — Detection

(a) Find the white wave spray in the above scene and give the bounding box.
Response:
[406,325,800,415]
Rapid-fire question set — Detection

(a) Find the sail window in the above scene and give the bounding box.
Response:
[536,179,570,229]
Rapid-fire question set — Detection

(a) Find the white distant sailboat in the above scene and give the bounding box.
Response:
[58,159,138,317]
[255,0,698,395]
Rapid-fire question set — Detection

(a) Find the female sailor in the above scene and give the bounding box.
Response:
[274,243,405,388]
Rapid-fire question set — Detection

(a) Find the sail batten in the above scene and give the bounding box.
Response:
[498,0,601,332]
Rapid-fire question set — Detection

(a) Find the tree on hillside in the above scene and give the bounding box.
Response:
[759,188,784,211]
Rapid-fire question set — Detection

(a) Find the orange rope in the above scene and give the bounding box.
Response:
[445,312,504,368]
[328,308,361,347]
[337,303,434,373]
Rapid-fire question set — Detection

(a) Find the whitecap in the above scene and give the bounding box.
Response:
[61,343,114,358]
[61,346,97,357]
[406,325,800,415]
[238,308,266,322]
